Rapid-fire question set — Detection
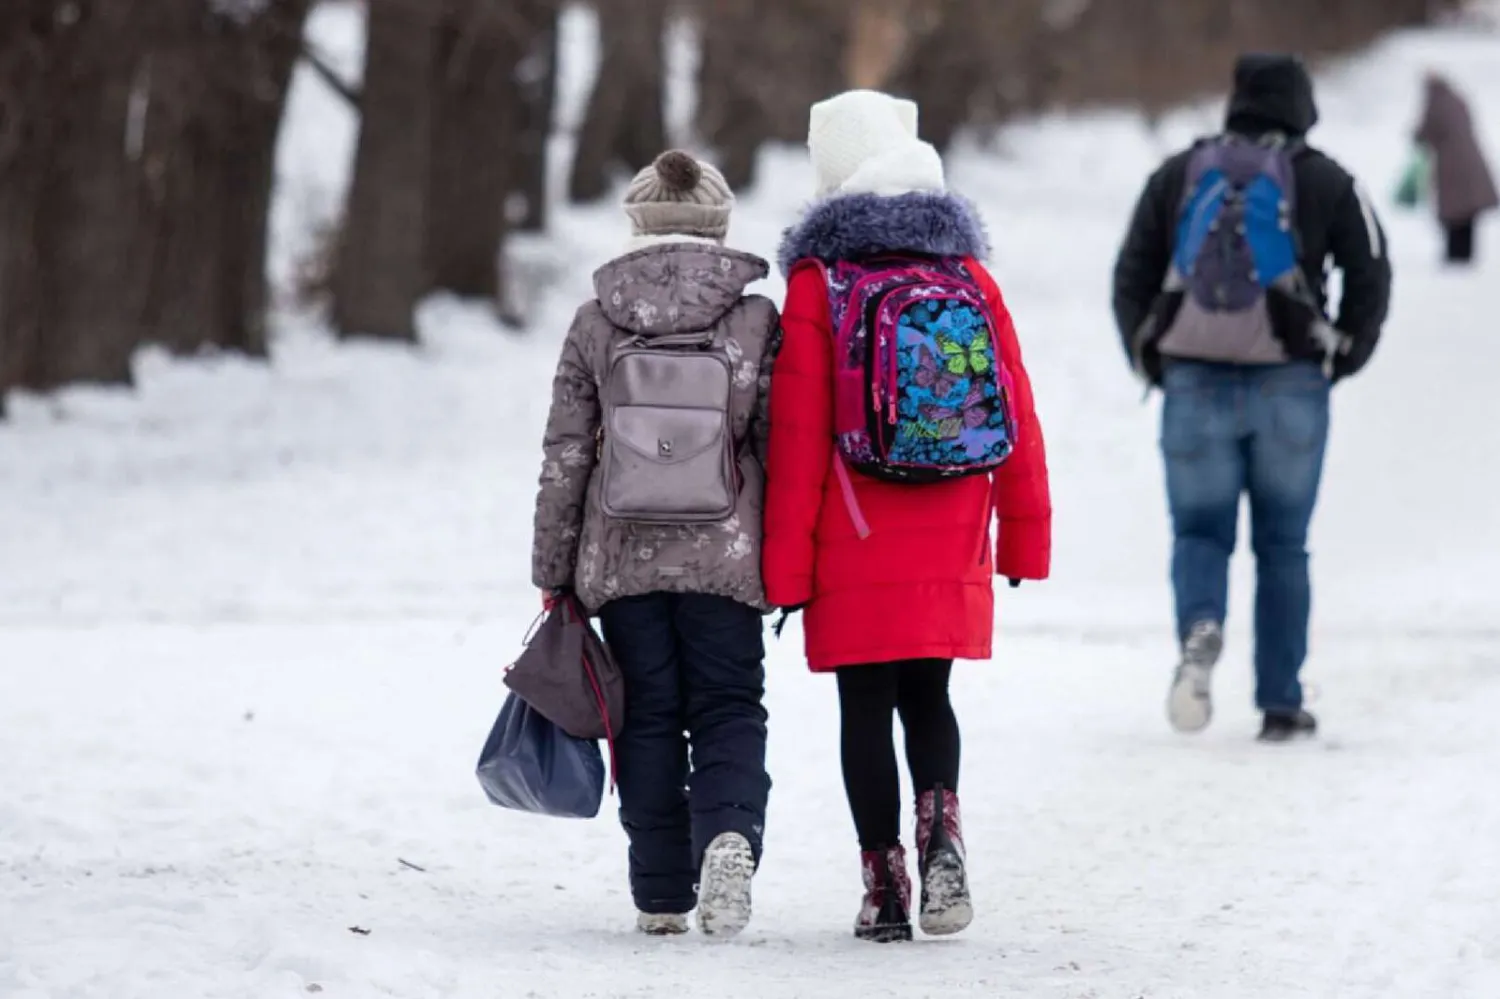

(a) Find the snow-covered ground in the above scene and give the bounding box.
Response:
[4,6,1500,997]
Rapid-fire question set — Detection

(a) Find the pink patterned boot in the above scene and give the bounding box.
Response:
[915,784,973,935]
[854,846,913,942]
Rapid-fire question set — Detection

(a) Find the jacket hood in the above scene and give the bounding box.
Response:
[777,190,990,276]
[593,243,769,336]
[1225,54,1319,137]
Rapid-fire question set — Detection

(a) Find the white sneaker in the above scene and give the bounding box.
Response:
[696,832,755,939]
[636,912,690,936]
[1168,620,1223,733]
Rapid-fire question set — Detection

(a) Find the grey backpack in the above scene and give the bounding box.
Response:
[598,328,737,524]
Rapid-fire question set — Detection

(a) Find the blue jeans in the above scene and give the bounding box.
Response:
[598,593,770,914]
[1160,360,1330,713]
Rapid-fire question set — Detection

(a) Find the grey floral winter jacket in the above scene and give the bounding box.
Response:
[531,243,781,612]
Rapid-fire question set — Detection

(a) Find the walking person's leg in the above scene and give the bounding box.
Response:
[675,593,770,937]
[598,594,694,932]
[1445,218,1476,263]
[1160,362,1248,732]
[894,660,970,935]
[1246,362,1330,741]
[836,662,913,942]
[894,660,960,795]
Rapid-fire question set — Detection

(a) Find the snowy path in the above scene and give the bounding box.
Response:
[3,9,1500,998]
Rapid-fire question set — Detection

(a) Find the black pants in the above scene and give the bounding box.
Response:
[836,659,960,851]
[1445,218,1476,263]
[598,593,770,915]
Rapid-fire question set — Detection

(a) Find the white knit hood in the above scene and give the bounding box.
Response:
[808,90,946,197]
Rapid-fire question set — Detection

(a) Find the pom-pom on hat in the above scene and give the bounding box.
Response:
[623,150,735,242]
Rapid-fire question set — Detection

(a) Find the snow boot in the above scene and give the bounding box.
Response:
[915,784,973,936]
[697,832,755,938]
[1258,709,1318,743]
[855,846,913,943]
[636,912,691,936]
[1168,620,1223,733]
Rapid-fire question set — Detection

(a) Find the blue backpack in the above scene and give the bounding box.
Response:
[1158,134,1309,364]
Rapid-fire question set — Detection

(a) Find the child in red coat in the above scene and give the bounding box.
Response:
[764,90,1052,942]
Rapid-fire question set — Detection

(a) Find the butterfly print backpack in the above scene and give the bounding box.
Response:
[797,255,1018,492]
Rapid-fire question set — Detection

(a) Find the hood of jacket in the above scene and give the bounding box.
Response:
[777,190,990,276]
[592,243,769,336]
[1419,74,1469,144]
[1225,54,1320,138]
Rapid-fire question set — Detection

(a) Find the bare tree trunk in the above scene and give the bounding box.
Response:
[0,0,307,412]
[844,0,912,90]
[513,2,558,232]
[136,1,310,358]
[426,0,515,300]
[696,0,769,190]
[887,0,990,153]
[333,0,436,341]
[0,3,53,410]
[568,0,667,203]
[224,1,311,355]
[695,0,845,190]
[0,1,147,398]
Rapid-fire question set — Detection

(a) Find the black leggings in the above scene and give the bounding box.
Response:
[836,659,960,851]
[1446,219,1476,263]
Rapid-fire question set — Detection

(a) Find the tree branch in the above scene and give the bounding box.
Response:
[300,40,362,112]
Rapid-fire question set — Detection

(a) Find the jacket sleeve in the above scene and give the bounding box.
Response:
[1326,175,1392,379]
[1112,155,1184,365]
[974,264,1052,582]
[762,267,833,608]
[531,305,600,592]
[746,300,784,469]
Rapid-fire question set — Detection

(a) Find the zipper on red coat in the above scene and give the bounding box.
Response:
[886,326,898,425]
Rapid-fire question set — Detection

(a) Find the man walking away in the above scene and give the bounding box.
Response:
[1112,54,1392,742]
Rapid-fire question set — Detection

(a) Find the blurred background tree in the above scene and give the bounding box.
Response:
[0,0,1470,412]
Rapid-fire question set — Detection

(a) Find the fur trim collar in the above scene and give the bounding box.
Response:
[777,191,989,276]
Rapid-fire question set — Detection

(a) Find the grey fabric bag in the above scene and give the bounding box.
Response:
[599,329,737,524]
[503,598,625,743]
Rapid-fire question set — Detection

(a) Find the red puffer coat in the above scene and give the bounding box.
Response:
[763,257,1051,671]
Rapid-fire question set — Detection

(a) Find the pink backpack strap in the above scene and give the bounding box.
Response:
[793,256,872,540]
[833,453,872,540]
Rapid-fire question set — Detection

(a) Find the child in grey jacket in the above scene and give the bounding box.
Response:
[530,151,780,938]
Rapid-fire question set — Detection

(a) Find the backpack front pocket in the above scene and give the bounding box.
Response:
[602,405,735,523]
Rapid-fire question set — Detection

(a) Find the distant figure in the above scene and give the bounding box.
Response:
[1112,54,1392,743]
[1415,72,1498,264]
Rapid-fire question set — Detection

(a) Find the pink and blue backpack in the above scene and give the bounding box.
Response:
[795,255,1018,533]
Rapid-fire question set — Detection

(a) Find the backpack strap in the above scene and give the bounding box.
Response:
[792,256,873,540]
[832,452,872,540]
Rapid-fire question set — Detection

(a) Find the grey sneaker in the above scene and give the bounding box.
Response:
[636,912,691,936]
[697,832,755,939]
[1167,620,1223,733]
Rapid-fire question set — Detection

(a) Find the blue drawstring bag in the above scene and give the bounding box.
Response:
[476,693,605,819]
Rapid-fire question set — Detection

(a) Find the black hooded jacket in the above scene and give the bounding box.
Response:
[1111,55,1393,381]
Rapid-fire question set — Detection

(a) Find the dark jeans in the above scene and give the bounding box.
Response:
[1445,218,1476,263]
[1160,360,1330,713]
[836,659,959,851]
[598,592,769,915]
